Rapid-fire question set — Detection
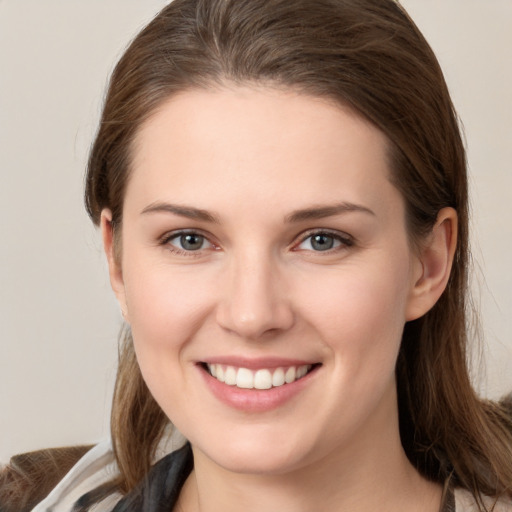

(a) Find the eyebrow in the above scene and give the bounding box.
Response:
[285,202,375,223]
[140,201,375,224]
[141,202,220,223]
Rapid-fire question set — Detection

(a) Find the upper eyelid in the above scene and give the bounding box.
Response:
[295,228,354,244]
[160,228,213,243]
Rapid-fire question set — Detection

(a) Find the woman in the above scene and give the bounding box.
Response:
[5,0,512,510]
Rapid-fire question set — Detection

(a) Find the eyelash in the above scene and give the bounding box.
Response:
[159,229,354,256]
[293,229,354,253]
[160,230,217,257]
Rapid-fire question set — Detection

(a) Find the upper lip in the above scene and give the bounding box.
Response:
[199,356,319,370]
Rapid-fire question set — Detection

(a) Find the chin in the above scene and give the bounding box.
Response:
[193,430,311,475]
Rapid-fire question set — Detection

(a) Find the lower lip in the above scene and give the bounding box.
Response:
[198,365,319,413]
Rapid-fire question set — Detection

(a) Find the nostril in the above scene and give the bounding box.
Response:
[216,301,295,340]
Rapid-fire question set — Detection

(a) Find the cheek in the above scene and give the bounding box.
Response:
[123,265,217,421]
[123,261,216,366]
[297,259,411,368]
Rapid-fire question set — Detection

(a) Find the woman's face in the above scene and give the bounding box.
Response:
[105,86,428,474]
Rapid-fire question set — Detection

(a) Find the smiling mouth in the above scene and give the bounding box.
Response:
[202,363,319,390]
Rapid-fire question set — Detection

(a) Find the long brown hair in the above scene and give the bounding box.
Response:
[83,0,512,506]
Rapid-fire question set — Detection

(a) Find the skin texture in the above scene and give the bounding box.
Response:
[102,86,456,512]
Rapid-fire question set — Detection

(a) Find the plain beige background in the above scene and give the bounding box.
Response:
[1,0,511,463]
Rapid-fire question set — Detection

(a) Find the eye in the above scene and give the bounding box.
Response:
[296,231,353,252]
[163,231,214,253]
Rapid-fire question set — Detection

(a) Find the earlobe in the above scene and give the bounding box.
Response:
[406,207,458,321]
[100,209,129,321]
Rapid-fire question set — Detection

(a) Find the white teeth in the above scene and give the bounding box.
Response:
[272,367,285,387]
[297,365,307,379]
[236,368,254,389]
[224,366,237,385]
[206,363,312,389]
[285,366,296,384]
[254,369,272,390]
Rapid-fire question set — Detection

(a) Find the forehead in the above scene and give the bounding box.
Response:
[126,85,400,220]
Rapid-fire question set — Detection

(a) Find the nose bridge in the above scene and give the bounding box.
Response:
[217,245,293,339]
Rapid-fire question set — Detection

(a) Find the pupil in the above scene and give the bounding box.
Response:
[312,234,334,251]
[181,234,203,250]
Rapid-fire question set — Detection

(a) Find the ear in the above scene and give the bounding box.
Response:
[406,207,458,321]
[101,209,129,322]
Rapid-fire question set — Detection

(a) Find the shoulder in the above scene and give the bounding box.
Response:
[31,427,186,511]
[0,444,93,512]
[30,439,122,511]
[455,488,512,512]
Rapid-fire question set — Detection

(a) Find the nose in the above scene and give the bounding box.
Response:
[216,250,294,340]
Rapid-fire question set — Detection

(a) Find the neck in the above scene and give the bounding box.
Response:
[176,393,442,512]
